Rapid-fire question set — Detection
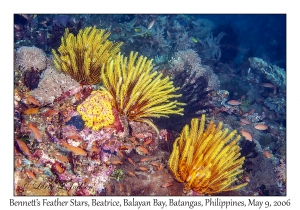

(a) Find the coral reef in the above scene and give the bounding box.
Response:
[198,32,225,61]
[101,51,185,133]
[248,57,286,89]
[77,90,115,131]
[52,26,123,84]
[169,49,219,90]
[154,71,213,132]
[168,115,247,195]
[30,66,80,106]
[15,46,47,71]
[13,14,286,196]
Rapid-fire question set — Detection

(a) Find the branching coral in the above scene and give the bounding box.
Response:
[77,90,115,131]
[100,51,185,133]
[168,114,247,195]
[52,26,123,85]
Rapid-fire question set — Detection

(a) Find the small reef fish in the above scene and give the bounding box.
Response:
[24,108,39,115]
[128,171,137,177]
[43,109,59,117]
[16,139,32,158]
[60,140,87,156]
[137,146,149,155]
[248,109,255,115]
[127,157,136,166]
[161,182,173,188]
[53,153,69,163]
[261,83,277,94]
[151,161,160,168]
[148,20,155,30]
[138,166,148,171]
[27,123,42,142]
[227,100,242,105]
[240,118,251,125]
[53,162,64,174]
[263,150,272,159]
[254,124,268,130]
[140,157,150,162]
[111,159,123,165]
[240,130,252,141]
[191,37,198,43]
[26,95,40,106]
[88,147,100,152]
[143,139,152,145]
[26,170,36,179]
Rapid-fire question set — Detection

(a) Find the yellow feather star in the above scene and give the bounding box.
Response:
[100,51,185,133]
[52,26,123,85]
[168,114,247,195]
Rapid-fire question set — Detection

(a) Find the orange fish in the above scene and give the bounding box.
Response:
[261,83,277,94]
[88,147,100,152]
[138,166,148,171]
[238,122,247,126]
[140,157,150,162]
[43,109,58,117]
[240,118,251,125]
[128,171,137,177]
[240,130,252,141]
[16,139,32,158]
[143,139,152,146]
[53,153,69,163]
[133,133,144,139]
[161,182,173,188]
[248,109,255,115]
[53,162,64,174]
[244,175,250,182]
[227,100,242,105]
[116,150,125,159]
[26,170,36,179]
[24,108,39,115]
[151,161,160,168]
[15,156,22,168]
[263,150,272,159]
[137,146,149,155]
[26,96,40,106]
[111,159,123,165]
[60,140,87,156]
[127,157,136,166]
[254,124,268,130]
[119,183,123,192]
[157,163,163,171]
[28,123,42,142]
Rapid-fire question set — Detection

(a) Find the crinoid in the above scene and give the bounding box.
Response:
[100,51,185,133]
[52,26,123,85]
[168,114,247,195]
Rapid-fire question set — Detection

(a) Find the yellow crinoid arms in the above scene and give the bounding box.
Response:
[100,51,185,133]
[168,114,247,195]
[52,26,123,85]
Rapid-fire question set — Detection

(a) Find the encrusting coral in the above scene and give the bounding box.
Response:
[77,90,115,131]
[100,51,185,133]
[15,46,47,71]
[168,114,247,195]
[52,26,123,85]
